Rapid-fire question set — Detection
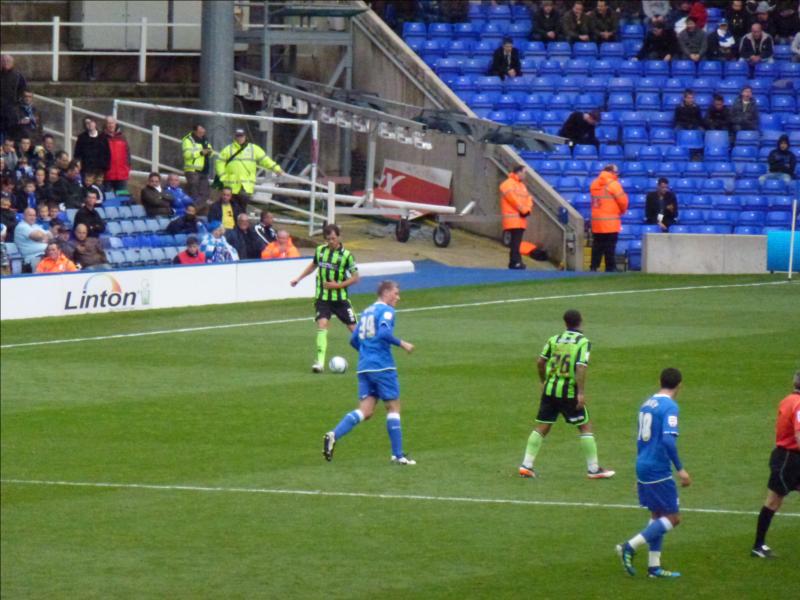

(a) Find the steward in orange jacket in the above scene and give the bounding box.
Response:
[35,243,78,274]
[589,165,628,271]
[499,165,534,269]
[261,231,300,260]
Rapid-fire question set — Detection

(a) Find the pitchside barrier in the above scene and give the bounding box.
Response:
[0,260,414,321]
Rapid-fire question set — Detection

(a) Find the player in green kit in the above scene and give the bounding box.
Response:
[518,309,615,479]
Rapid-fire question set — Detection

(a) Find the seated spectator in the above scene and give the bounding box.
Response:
[34,134,56,169]
[172,234,206,265]
[36,203,51,230]
[705,94,733,131]
[35,241,77,274]
[678,17,707,61]
[140,172,174,217]
[726,0,751,43]
[73,189,105,237]
[760,135,797,185]
[101,115,131,192]
[164,173,194,209]
[0,222,8,276]
[1,138,17,173]
[708,20,738,60]
[645,178,679,231]
[71,222,111,270]
[82,170,105,205]
[15,155,33,181]
[488,38,522,80]
[559,110,601,147]
[33,165,46,194]
[200,221,239,263]
[674,90,705,130]
[772,0,800,42]
[261,230,300,260]
[42,166,60,204]
[532,0,562,42]
[166,203,203,235]
[637,18,678,60]
[0,157,11,182]
[752,2,777,37]
[589,0,619,43]
[0,193,17,239]
[730,86,759,134]
[73,117,109,176]
[254,210,277,245]
[739,23,774,64]
[793,31,800,62]
[208,187,243,229]
[14,206,52,271]
[53,150,70,177]
[225,213,264,260]
[13,91,42,142]
[17,136,36,164]
[53,160,85,209]
[50,218,74,259]
[562,0,591,43]
[13,178,39,212]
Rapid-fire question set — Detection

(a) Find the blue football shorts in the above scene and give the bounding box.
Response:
[358,370,400,401]
[637,478,680,514]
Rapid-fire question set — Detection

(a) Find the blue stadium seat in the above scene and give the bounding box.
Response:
[701,178,727,194]
[635,92,660,111]
[684,194,711,209]
[563,59,591,76]
[662,76,687,91]
[469,92,496,109]
[698,61,722,78]
[536,160,563,176]
[621,24,643,40]
[731,146,758,163]
[435,57,461,77]
[637,145,662,161]
[453,22,479,39]
[496,93,519,110]
[405,37,426,53]
[487,110,513,124]
[619,110,647,128]
[779,62,800,78]
[428,23,453,39]
[574,144,598,160]
[599,144,623,161]
[562,160,588,176]
[473,40,496,57]
[551,144,572,158]
[559,75,587,92]
[671,60,696,78]
[573,42,598,58]
[622,208,645,224]
[402,22,426,38]
[674,178,700,194]
[541,110,568,127]
[677,129,704,150]
[507,21,531,38]
[591,59,616,76]
[522,41,546,55]
[557,176,583,193]
[765,211,793,227]
[520,57,540,74]
[105,221,122,236]
[650,127,676,146]
[679,209,703,224]
[144,218,160,233]
[723,60,748,78]
[547,41,571,57]
[734,130,760,147]
[119,220,135,235]
[771,96,797,114]
[617,59,642,77]
[622,126,647,144]
[539,59,563,75]
[754,61,778,79]
[660,92,683,110]
[446,39,473,56]
[642,60,669,78]
[635,76,665,93]
[531,75,558,92]
[738,211,765,227]
[713,196,742,210]
[480,23,505,44]
[607,76,635,93]
[733,225,762,235]
[514,110,537,127]
[708,162,736,178]
[601,42,624,58]
[475,75,504,93]
[761,178,789,195]
[422,40,445,58]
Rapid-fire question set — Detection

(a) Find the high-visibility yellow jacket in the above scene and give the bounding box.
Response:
[181,133,213,173]
[215,141,282,194]
[590,170,628,234]
[499,171,534,230]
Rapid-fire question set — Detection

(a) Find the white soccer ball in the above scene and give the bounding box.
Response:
[328,356,348,374]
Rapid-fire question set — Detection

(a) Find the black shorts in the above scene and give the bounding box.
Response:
[315,299,357,325]
[536,391,589,425]
[767,446,800,497]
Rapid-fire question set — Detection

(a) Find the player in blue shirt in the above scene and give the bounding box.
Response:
[322,280,416,464]
[616,368,692,579]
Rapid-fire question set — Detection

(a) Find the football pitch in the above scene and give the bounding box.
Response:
[1,273,798,599]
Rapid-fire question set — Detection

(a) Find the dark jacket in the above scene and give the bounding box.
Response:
[72,236,109,268]
[559,112,599,146]
[208,200,244,224]
[589,8,619,41]
[531,8,561,41]
[678,28,707,58]
[13,102,43,142]
[73,206,106,237]
[53,176,85,209]
[73,131,110,174]
[561,10,591,42]
[637,29,679,60]
[13,189,43,212]
[488,47,522,80]
[254,222,277,245]
[739,32,774,60]
[1,207,17,239]
[730,98,759,131]
[674,103,705,130]
[0,67,26,136]
[725,6,751,41]
[767,136,797,178]
[645,191,679,228]
[705,104,732,131]
[140,185,174,217]
[225,226,264,260]
[166,214,203,235]
[707,31,738,60]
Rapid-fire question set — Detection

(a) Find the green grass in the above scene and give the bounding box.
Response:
[2,274,798,599]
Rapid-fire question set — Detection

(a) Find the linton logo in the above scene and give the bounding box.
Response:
[64,274,148,310]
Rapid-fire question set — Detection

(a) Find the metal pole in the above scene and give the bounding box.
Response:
[139,17,148,83]
[200,1,235,151]
[340,19,353,178]
[64,98,73,153]
[151,124,161,172]
[327,181,336,226]
[51,16,60,82]
[309,121,318,235]
[112,98,119,119]
[365,126,377,206]
[789,199,797,280]
[261,0,273,157]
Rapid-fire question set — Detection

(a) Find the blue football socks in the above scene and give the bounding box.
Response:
[386,412,403,457]
[333,409,363,440]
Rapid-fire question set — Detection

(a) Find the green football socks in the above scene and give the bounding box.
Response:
[580,433,599,473]
[522,430,544,468]
[316,329,328,365]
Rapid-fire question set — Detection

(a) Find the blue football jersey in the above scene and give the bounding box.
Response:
[352,301,397,373]
[635,394,680,483]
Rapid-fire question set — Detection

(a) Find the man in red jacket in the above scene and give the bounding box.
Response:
[173,235,206,265]
[101,115,130,193]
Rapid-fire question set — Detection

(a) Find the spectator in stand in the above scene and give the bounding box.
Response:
[225,212,264,260]
[36,203,52,230]
[642,1,672,24]
[590,0,619,43]
[1,139,17,174]
[726,0,752,43]
[0,222,9,276]
[82,170,105,205]
[0,157,10,182]
[645,178,679,231]
[140,172,174,217]
[33,166,46,196]
[678,17,708,61]
[53,150,70,177]
[1,176,14,200]
[172,234,206,265]
[73,189,105,237]
[181,124,213,206]
[674,90,705,130]
[705,94,733,131]
[589,164,628,272]
[13,91,42,142]
[17,136,36,163]
[532,0,562,42]
[668,0,692,31]
[215,128,282,211]
[35,134,56,169]
[35,241,77,274]
[1,54,27,143]
[164,173,194,210]
[14,206,51,271]
[688,0,708,29]
[200,220,239,263]
[166,202,204,235]
[50,218,74,260]
[71,222,111,270]
[261,229,300,260]
[254,210,277,245]
[15,155,33,182]
[559,109,601,147]
[489,38,523,80]
[562,0,592,43]
[730,86,760,135]
[752,2,778,37]
[740,22,775,65]
[53,161,85,209]
[1,193,17,240]
[14,178,39,212]
[772,0,800,42]
[73,117,109,176]
[101,115,131,192]
[760,135,797,185]
[636,17,679,60]
[42,166,61,204]
[708,20,738,60]
[208,187,243,230]
[793,31,800,61]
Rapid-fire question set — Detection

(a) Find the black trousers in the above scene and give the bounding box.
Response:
[591,232,618,272]
[508,228,525,266]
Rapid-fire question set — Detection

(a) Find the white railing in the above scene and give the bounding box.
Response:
[0,17,200,82]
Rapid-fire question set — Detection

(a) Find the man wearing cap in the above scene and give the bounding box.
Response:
[589,164,628,272]
[708,20,738,60]
[559,110,601,148]
[215,128,282,211]
[173,234,206,265]
[489,37,522,80]
[499,165,534,270]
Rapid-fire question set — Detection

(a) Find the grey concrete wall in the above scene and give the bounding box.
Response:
[643,234,767,274]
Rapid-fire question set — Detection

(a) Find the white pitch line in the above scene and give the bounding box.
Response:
[2,478,798,518]
[0,280,790,350]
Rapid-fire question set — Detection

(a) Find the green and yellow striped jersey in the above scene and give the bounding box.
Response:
[540,329,590,399]
[313,243,357,301]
